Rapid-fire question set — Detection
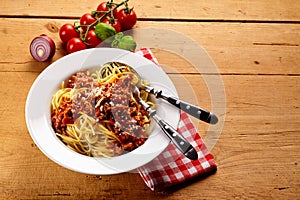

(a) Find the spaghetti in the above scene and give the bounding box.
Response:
[51,62,153,157]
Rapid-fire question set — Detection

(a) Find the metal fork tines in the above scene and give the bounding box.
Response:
[133,86,198,160]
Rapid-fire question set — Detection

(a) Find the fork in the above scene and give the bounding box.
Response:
[133,86,198,160]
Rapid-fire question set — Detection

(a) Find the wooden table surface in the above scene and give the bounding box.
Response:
[1,0,299,199]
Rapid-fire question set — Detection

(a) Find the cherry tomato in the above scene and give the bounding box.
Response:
[97,2,118,20]
[80,13,97,31]
[67,38,87,54]
[59,23,79,43]
[116,9,137,30]
[102,18,122,33]
[86,30,102,48]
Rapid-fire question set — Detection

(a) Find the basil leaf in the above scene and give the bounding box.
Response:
[95,23,116,43]
[117,35,137,51]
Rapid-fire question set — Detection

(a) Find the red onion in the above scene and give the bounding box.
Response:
[30,34,56,62]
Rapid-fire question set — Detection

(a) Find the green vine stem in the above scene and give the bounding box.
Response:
[78,0,130,43]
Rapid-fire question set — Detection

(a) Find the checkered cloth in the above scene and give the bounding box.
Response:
[135,48,217,191]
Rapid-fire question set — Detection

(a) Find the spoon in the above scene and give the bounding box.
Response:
[133,86,198,160]
[124,63,218,124]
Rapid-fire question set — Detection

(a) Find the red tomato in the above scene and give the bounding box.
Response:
[59,23,79,43]
[80,13,97,31]
[86,30,102,48]
[102,18,122,33]
[116,9,137,30]
[67,38,87,54]
[97,2,118,19]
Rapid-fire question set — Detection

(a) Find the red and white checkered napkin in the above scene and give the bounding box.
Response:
[135,48,217,191]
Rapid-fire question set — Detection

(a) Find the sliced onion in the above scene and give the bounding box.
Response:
[30,34,56,62]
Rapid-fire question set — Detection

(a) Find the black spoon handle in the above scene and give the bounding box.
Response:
[143,86,218,124]
[166,96,218,124]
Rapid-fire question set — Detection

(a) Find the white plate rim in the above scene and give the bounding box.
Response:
[25,48,180,175]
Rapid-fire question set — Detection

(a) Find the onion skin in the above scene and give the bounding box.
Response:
[30,34,56,62]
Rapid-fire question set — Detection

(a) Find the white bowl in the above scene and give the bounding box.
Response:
[25,48,180,175]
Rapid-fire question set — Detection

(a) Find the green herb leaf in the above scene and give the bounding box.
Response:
[117,35,137,51]
[95,23,117,43]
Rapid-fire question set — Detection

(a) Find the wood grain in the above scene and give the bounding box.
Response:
[0,18,299,75]
[1,0,299,199]
[1,0,300,21]
[0,72,299,199]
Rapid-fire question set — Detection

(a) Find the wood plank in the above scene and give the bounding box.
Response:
[0,18,300,75]
[0,72,299,199]
[1,0,300,21]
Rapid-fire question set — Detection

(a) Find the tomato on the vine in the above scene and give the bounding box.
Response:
[59,23,79,44]
[67,38,87,54]
[86,30,102,48]
[59,0,138,54]
[102,18,122,33]
[80,13,97,31]
[96,2,118,19]
[116,9,137,30]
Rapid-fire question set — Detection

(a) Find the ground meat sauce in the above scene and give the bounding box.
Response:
[51,71,150,155]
